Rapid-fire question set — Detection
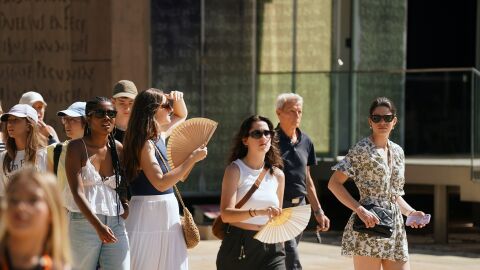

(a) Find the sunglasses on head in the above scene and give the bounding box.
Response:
[89,109,117,118]
[370,114,395,123]
[249,129,274,139]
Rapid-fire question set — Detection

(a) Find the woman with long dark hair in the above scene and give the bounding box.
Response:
[123,88,207,270]
[65,97,130,270]
[328,97,428,270]
[0,100,5,152]
[216,115,286,270]
[0,104,46,197]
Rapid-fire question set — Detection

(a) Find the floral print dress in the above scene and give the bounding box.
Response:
[332,137,409,261]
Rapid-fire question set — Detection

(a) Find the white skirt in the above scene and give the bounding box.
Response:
[126,194,188,270]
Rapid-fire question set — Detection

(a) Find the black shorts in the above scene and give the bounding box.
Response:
[216,225,286,270]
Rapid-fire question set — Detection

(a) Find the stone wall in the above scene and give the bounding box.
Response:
[0,0,148,140]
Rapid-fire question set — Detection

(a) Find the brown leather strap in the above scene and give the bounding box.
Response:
[234,168,268,208]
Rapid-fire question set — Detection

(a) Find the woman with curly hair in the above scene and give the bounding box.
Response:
[216,115,286,270]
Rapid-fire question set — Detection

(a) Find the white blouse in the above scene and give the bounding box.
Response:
[64,140,123,216]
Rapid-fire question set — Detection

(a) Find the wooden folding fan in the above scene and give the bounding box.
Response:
[254,204,311,244]
[166,117,218,180]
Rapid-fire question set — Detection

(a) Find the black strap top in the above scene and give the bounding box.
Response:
[129,138,173,196]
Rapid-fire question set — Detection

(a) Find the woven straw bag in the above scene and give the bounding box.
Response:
[174,185,201,249]
[153,140,200,249]
[152,142,200,248]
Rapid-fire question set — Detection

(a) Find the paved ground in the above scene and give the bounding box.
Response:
[188,240,479,270]
[188,231,480,270]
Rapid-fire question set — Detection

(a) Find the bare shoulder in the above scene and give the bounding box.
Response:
[141,140,154,153]
[225,162,240,176]
[67,139,83,152]
[65,139,85,166]
[272,166,285,180]
[115,140,123,151]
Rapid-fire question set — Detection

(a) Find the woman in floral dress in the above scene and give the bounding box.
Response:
[328,97,428,270]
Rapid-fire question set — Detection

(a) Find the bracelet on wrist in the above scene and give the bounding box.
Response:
[407,209,416,216]
[313,208,325,216]
[253,208,257,216]
[248,208,254,217]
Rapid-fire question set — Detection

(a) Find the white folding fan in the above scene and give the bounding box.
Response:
[254,204,311,244]
[166,117,218,179]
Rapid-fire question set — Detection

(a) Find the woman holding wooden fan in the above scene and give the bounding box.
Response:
[123,88,207,270]
[216,115,286,270]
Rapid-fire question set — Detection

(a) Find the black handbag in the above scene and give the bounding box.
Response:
[352,142,395,238]
[353,204,394,238]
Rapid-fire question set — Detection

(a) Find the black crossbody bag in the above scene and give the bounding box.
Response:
[352,145,395,238]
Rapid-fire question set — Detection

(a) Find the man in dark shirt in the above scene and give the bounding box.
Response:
[275,93,330,270]
[111,80,138,143]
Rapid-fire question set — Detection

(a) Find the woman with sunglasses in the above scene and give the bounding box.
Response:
[328,97,427,270]
[216,115,285,270]
[65,97,130,270]
[0,104,47,198]
[123,88,207,270]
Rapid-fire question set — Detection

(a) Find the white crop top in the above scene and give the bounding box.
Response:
[233,159,279,225]
[64,140,124,216]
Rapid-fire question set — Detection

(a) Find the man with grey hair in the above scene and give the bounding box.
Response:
[275,93,330,270]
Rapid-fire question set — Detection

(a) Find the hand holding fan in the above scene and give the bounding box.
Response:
[166,118,218,181]
[254,204,311,244]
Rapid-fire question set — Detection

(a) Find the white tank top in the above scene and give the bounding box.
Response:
[64,139,123,216]
[233,159,279,225]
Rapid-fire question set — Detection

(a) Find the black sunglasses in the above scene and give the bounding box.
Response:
[370,114,395,123]
[89,109,117,118]
[249,129,274,139]
[160,102,173,111]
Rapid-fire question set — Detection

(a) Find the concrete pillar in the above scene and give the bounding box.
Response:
[434,185,448,244]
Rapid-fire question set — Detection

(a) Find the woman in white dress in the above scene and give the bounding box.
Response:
[123,88,207,270]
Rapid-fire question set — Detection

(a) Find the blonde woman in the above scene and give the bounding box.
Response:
[0,104,47,197]
[0,167,71,269]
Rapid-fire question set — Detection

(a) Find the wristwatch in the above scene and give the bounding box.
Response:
[313,208,325,216]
